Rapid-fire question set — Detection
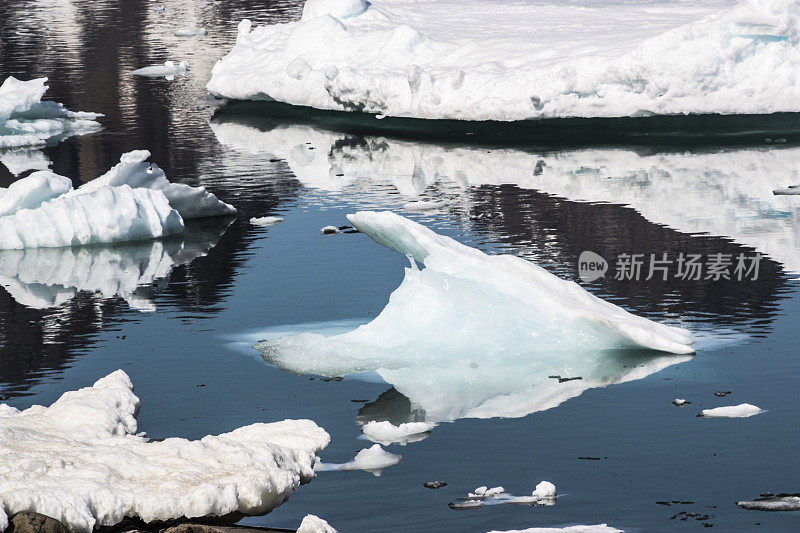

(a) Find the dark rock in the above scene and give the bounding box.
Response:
[8,512,67,533]
[578,457,602,460]
[714,391,732,397]
[424,481,447,489]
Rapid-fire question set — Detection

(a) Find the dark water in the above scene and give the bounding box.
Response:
[2,2,800,532]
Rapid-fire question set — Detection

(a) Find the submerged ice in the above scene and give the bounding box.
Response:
[0,77,101,149]
[255,212,693,422]
[0,371,329,533]
[207,0,800,120]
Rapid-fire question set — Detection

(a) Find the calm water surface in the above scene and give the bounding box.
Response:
[2,1,800,531]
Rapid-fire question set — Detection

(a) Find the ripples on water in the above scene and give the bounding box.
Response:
[1,1,800,532]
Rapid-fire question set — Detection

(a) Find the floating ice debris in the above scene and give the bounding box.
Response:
[470,486,506,499]
[338,444,402,476]
[673,398,689,407]
[207,0,800,120]
[737,493,800,511]
[700,403,764,418]
[361,420,435,446]
[0,371,330,533]
[0,219,231,310]
[402,200,447,212]
[151,4,165,12]
[175,28,208,37]
[297,514,338,533]
[452,482,555,510]
[0,77,102,149]
[424,481,447,489]
[250,216,284,226]
[73,150,236,219]
[131,61,189,79]
[321,225,339,234]
[487,525,624,533]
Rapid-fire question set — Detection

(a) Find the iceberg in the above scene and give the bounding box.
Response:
[0,370,329,533]
[700,403,764,417]
[0,77,101,149]
[0,218,232,310]
[255,212,694,423]
[206,0,800,120]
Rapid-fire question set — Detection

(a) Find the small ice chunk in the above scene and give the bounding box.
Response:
[175,29,198,37]
[532,481,557,499]
[700,403,764,418]
[321,225,339,234]
[403,200,447,212]
[361,420,435,446]
[487,525,624,533]
[469,485,505,499]
[672,398,688,406]
[131,61,189,78]
[339,444,402,476]
[251,216,284,226]
[737,493,800,512]
[297,514,338,533]
[199,28,208,36]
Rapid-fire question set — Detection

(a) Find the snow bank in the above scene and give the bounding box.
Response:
[337,444,402,476]
[0,370,330,533]
[131,61,189,79]
[700,403,764,417]
[206,0,800,120]
[297,514,338,533]
[0,220,231,310]
[210,119,800,275]
[0,184,184,250]
[487,526,623,533]
[361,420,434,445]
[73,150,236,219]
[0,77,101,148]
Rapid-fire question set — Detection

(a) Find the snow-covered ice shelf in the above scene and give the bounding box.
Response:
[207,0,800,120]
[0,77,101,149]
[0,371,330,533]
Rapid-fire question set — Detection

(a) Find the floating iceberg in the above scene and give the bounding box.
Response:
[360,420,434,446]
[207,0,800,120]
[131,61,189,79]
[0,218,232,310]
[338,444,402,476]
[255,212,693,422]
[251,216,284,226]
[0,77,101,149]
[0,370,329,533]
[700,403,764,418]
[0,151,235,251]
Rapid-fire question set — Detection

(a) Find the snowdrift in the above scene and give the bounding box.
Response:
[0,371,329,533]
[207,0,800,120]
[0,77,101,149]
[0,151,235,250]
[255,212,694,422]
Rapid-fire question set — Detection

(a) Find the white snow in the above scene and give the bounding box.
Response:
[701,403,764,418]
[338,444,402,476]
[73,150,236,219]
[206,0,800,120]
[0,370,330,533]
[251,216,284,226]
[487,526,623,533]
[297,514,338,533]
[0,77,101,149]
[361,420,435,446]
[131,61,189,79]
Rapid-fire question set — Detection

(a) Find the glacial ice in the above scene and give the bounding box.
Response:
[206,0,800,120]
[131,61,189,79]
[0,77,101,149]
[297,514,338,533]
[487,526,623,533]
[209,119,800,275]
[700,403,764,418]
[339,444,402,476]
[73,150,236,219]
[0,370,330,533]
[361,420,435,446]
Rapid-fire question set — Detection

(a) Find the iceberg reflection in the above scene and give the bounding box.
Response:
[0,217,232,311]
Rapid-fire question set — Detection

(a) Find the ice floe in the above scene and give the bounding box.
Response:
[131,61,189,79]
[250,216,284,226]
[487,526,623,533]
[0,151,234,250]
[175,28,208,37]
[700,403,764,418]
[206,0,800,120]
[0,218,231,310]
[737,493,800,511]
[451,482,557,510]
[361,420,434,446]
[0,370,330,533]
[0,77,101,149]
[209,118,800,275]
[317,444,402,477]
[297,514,338,533]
